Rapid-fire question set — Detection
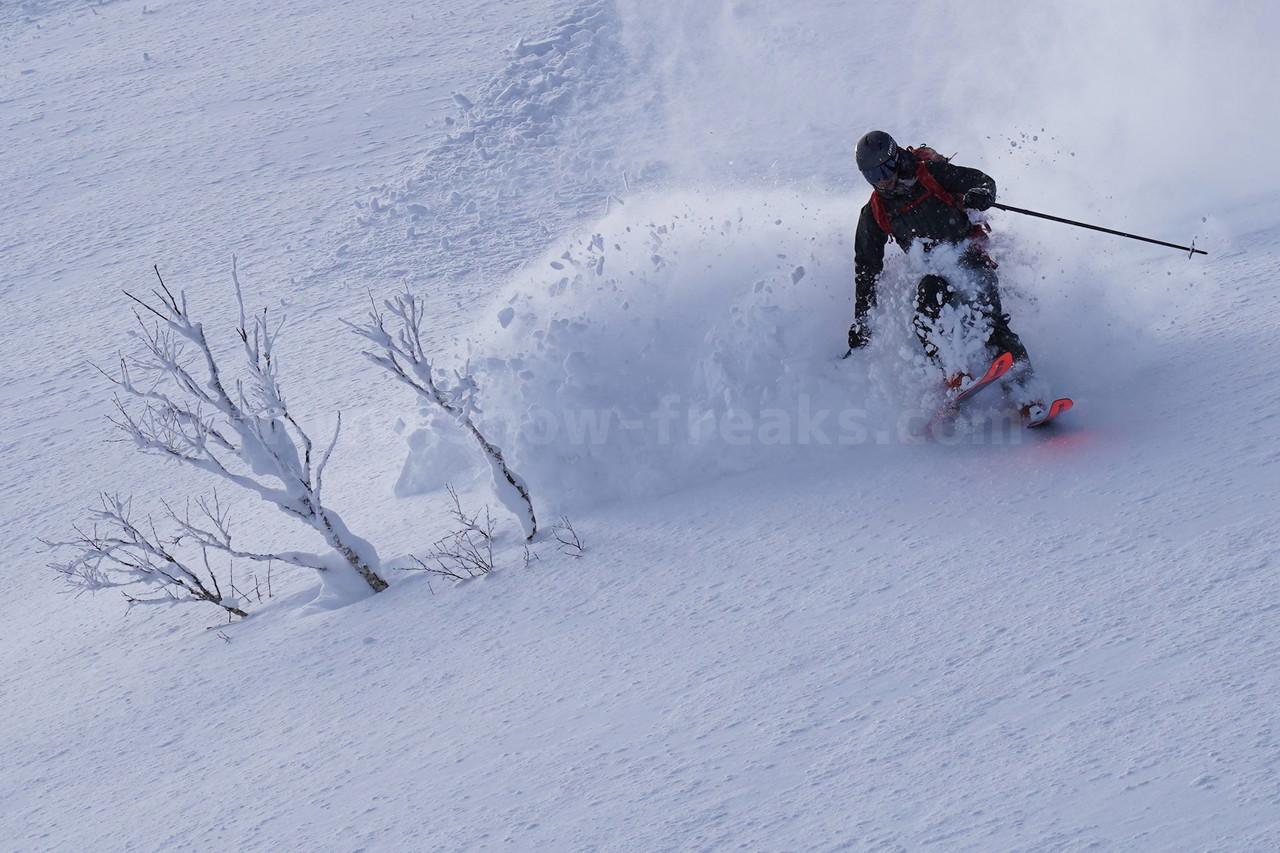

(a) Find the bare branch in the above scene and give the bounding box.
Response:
[403,528,495,582]
[553,516,585,558]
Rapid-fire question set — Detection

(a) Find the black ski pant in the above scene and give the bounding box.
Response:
[913,251,1030,372]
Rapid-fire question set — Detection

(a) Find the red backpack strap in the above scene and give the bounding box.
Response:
[869,192,892,234]
[914,160,958,209]
[914,160,994,248]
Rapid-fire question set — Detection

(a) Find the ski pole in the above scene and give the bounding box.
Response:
[992,202,1207,257]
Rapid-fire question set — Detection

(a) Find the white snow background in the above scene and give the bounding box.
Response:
[3,0,1280,850]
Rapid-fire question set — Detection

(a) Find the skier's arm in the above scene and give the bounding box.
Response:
[850,203,889,348]
[930,160,997,209]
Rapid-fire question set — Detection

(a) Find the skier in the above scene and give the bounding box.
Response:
[846,129,1043,418]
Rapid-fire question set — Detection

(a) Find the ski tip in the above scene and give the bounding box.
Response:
[979,351,1015,383]
[1026,397,1073,428]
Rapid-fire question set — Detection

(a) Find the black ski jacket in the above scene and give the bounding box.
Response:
[853,155,996,322]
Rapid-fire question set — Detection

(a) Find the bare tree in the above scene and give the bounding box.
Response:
[101,263,388,601]
[47,494,250,620]
[410,528,496,582]
[347,291,538,540]
[405,485,496,581]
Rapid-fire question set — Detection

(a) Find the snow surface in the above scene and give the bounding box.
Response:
[4,0,1280,850]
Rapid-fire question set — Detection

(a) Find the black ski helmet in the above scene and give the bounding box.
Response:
[856,130,900,184]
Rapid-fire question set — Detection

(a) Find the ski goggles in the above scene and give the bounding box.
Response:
[860,151,900,184]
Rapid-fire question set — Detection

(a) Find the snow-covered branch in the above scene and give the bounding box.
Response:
[347,291,538,540]
[46,494,250,620]
[165,493,330,572]
[96,265,389,601]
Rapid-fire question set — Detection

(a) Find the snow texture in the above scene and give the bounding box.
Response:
[4,0,1280,851]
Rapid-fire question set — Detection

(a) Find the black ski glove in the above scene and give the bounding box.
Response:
[963,187,995,211]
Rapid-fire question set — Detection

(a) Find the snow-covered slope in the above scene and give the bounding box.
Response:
[3,1,1279,850]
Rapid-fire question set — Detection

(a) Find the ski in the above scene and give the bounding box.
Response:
[926,351,1015,432]
[1025,397,1074,429]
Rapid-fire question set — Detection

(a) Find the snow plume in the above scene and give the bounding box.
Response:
[609,0,1273,279]
[421,189,942,508]
[612,0,891,185]
[612,0,1280,213]
[399,186,1169,510]
[888,0,1280,264]
[954,2,1280,211]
